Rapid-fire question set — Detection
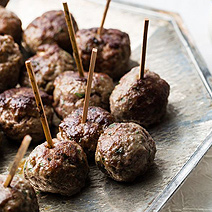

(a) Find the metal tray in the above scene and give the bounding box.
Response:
[1,0,212,211]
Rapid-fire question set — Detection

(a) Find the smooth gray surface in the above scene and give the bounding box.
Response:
[1,1,212,211]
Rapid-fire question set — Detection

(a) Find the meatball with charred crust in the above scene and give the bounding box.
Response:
[23,10,78,54]
[110,67,170,127]
[76,28,131,79]
[58,106,115,159]
[53,71,114,119]
[0,6,22,44]
[0,35,23,93]
[0,87,53,143]
[0,175,39,212]
[24,138,89,196]
[95,122,156,182]
[20,44,76,94]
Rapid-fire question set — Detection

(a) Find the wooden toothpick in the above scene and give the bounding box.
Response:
[25,61,54,149]
[63,2,84,78]
[3,135,31,187]
[139,19,149,80]
[82,48,98,123]
[97,0,111,36]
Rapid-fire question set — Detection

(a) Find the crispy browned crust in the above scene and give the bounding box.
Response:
[23,10,78,54]
[24,139,89,196]
[0,6,22,44]
[0,35,23,93]
[53,71,114,119]
[0,175,39,212]
[76,28,131,79]
[0,87,53,143]
[110,67,170,127]
[20,44,76,94]
[58,106,115,159]
[95,122,156,182]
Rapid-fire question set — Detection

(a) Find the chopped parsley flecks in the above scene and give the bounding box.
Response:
[75,92,85,98]
[108,123,116,128]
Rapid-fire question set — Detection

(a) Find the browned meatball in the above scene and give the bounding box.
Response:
[95,122,156,182]
[58,106,115,159]
[20,44,76,94]
[53,71,114,119]
[24,138,89,196]
[0,35,23,93]
[0,6,22,44]
[76,28,131,79]
[110,67,170,127]
[23,10,78,54]
[0,87,53,143]
[0,175,39,212]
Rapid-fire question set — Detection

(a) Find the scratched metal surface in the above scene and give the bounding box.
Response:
[0,0,212,212]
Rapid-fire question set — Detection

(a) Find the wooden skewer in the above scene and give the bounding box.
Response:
[82,48,98,123]
[3,135,31,187]
[97,0,111,36]
[63,2,84,78]
[139,19,149,80]
[25,61,54,148]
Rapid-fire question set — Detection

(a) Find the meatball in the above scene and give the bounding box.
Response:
[58,106,115,159]
[110,67,170,127]
[53,71,114,119]
[0,175,39,212]
[0,35,23,93]
[76,28,131,79]
[23,10,78,54]
[20,44,76,94]
[0,6,22,44]
[0,87,53,143]
[95,122,156,182]
[24,138,89,196]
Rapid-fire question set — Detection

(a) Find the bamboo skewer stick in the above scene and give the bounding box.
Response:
[139,19,149,80]
[63,2,84,78]
[3,135,31,187]
[82,48,98,123]
[97,0,111,36]
[25,61,54,148]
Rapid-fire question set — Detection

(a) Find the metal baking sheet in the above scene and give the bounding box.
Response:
[1,0,212,211]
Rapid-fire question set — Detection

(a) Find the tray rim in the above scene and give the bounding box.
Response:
[88,0,212,211]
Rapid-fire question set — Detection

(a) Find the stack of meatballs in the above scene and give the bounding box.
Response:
[0,3,170,211]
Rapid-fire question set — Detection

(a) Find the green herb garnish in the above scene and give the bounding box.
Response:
[108,123,116,128]
[75,92,85,98]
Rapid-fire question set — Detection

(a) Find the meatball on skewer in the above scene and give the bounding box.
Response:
[0,87,53,143]
[95,122,156,182]
[53,71,114,119]
[23,10,78,54]
[20,44,76,94]
[76,0,131,80]
[110,20,170,127]
[1,135,39,212]
[24,61,89,196]
[0,6,22,44]
[24,138,89,196]
[54,4,114,119]
[58,49,114,159]
[0,35,22,93]
[58,106,114,159]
